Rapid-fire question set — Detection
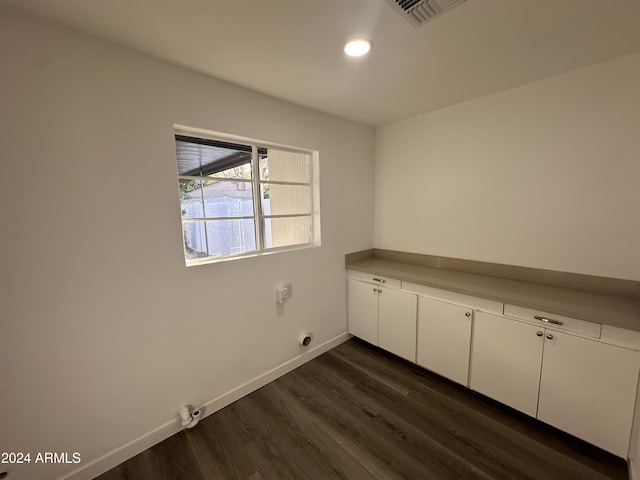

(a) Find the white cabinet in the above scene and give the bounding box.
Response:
[347,270,640,458]
[347,278,379,345]
[347,277,417,362]
[470,311,640,457]
[417,296,473,386]
[379,287,418,362]
[538,331,640,457]
[470,311,545,417]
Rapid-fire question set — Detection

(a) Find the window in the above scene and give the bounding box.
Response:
[174,127,320,265]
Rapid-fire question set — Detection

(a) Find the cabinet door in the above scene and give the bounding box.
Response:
[378,288,417,362]
[417,296,472,386]
[347,279,379,345]
[470,311,544,417]
[538,331,640,457]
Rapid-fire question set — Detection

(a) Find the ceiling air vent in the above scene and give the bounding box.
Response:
[387,0,467,27]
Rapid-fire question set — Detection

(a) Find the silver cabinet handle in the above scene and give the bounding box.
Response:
[372,278,386,283]
[546,334,554,340]
[534,315,564,326]
[465,312,471,317]
[536,331,543,337]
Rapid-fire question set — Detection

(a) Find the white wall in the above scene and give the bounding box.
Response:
[0,7,373,480]
[375,53,640,281]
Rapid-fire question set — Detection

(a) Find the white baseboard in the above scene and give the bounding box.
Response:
[59,332,351,480]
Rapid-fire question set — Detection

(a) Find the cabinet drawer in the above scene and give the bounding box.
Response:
[600,325,640,350]
[504,304,601,338]
[347,270,401,289]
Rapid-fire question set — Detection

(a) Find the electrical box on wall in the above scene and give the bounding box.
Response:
[276,285,291,304]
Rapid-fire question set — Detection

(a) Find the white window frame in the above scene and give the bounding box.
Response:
[174,124,321,266]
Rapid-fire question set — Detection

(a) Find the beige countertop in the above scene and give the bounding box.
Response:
[347,257,640,331]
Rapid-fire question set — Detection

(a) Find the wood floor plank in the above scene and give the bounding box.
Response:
[254,383,375,480]
[321,342,616,480]
[319,345,542,477]
[280,365,492,480]
[298,355,507,479]
[233,384,353,480]
[277,369,426,479]
[183,407,256,480]
[335,339,626,478]
[95,338,628,480]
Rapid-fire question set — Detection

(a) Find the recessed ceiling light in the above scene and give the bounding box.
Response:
[344,39,372,57]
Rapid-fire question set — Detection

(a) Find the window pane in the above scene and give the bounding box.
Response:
[202,180,254,217]
[205,219,256,257]
[182,221,208,259]
[207,162,252,179]
[179,179,203,218]
[261,184,311,216]
[182,220,257,260]
[176,139,252,178]
[260,148,310,183]
[263,216,311,249]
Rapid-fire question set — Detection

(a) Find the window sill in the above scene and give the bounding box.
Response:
[185,242,321,267]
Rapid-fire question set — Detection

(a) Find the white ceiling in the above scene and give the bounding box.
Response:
[3,0,640,126]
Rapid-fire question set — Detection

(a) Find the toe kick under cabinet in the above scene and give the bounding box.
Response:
[346,269,640,458]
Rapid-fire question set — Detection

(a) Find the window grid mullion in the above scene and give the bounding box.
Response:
[198,151,210,253]
[251,145,263,252]
[179,175,253,183]
[182,216,256,223]
[309,151,315,245]
[259,214,311,219]
[257,179,310,187]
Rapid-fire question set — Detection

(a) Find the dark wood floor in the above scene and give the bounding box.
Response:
[96,339,628,480]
